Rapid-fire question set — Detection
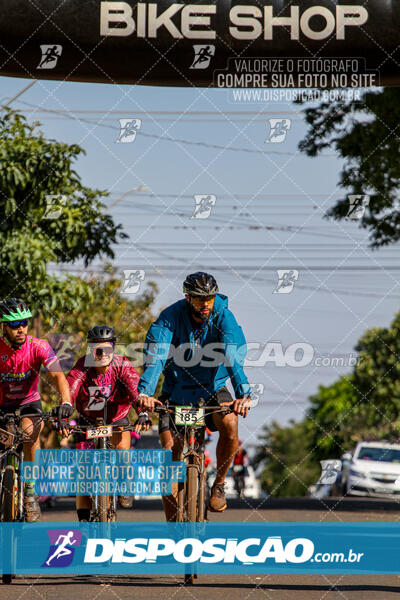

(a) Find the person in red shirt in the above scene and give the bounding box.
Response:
[233,440,248,467]
[232,440,248,498]
[0,298,71,522]
[56,325,149,521]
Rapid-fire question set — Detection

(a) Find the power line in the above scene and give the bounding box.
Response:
[16,105,304,116]
[1,80,37,109]
[48,265,400,272]
[16,99,334,157]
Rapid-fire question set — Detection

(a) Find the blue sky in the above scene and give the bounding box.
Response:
[1,75,399,449]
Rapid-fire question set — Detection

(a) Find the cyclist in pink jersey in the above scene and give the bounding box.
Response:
[56,325,150,521]
[0,298,71,522]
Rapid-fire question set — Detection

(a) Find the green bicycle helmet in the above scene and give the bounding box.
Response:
[0,298,32,322]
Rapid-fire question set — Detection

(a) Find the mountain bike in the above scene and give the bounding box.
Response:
[68,419,141,523]
[0,409,53,584]
[155,401,226,585]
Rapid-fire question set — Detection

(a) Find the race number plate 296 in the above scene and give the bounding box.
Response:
[175,406,205,426]
[86,425,112,439]
[0,427,15,447]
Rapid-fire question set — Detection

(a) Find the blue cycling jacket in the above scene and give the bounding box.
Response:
[138,294,251,404]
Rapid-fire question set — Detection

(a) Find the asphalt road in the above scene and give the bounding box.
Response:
[3,496,400,600]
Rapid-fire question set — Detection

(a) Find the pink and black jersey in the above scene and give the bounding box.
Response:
[0,335,59,407]
[67,354,140,423]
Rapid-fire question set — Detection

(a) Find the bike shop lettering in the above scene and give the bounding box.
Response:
[100,2,368,40]
[84,536,314,564]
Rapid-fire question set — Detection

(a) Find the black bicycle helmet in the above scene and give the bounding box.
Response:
[0,298,32,322]
[183,272,219,296]
[87,325,117,343]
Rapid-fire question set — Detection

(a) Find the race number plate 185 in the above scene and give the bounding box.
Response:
[175,406,205,426]
[86,425,113,439]
[0,427,15,447]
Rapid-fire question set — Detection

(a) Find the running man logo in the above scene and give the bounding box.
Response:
[190,45,215,69]
[42,529,82,568]
[87,386,111,411]
[347,195,370,220]
[192,195,217,219]
[47,333,81,372]
[116,118,142,143]
[273,270,299,294]
[265,119,291,143]
[43,195,67,220]
[37,45,62,69]
[249,383,264,407]
[318,459,342,485]
[122,269,145,294]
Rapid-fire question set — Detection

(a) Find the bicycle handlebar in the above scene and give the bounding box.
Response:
[154,404,225,414]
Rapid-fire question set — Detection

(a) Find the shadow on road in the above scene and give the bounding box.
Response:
[47,496,400,514]
[133,496,400,513]
[10,576,400,592]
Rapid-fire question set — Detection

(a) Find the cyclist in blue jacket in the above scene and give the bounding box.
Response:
[137,272,252,519]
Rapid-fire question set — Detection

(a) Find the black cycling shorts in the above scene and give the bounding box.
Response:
[1,399,43,417]
[158,386,234,434]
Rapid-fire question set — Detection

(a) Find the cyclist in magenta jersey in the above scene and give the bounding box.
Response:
[56,325,150,521]
[0,298,71,522]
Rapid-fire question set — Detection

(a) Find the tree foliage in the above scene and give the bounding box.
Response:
[255,311,400,495]
[39,267,159,407]
[298,88,400,247]
[306,376,358,459]
[0,110,127,320]
[253,420,320,497]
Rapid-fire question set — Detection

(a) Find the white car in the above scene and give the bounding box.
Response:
[343,441,400,498]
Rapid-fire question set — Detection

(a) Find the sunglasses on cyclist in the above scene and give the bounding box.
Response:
[6,320,29,330]
[94,347,113,358]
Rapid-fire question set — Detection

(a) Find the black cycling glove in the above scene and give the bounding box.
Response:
[52,402,74,420]
[135,412,152,428]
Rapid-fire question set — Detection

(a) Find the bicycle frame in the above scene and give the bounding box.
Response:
[0,410,53,585]
[69,419,138,522]
[0,411,52,523]
[155,402,226,584]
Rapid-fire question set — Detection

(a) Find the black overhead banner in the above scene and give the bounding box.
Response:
[0,0,398,87]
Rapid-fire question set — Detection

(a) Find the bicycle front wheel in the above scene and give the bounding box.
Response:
[2,465,17,522]
[2,466,18,584]
[186,464,198,523]
[98,495,109,522]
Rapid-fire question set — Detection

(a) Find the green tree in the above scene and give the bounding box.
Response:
[306,376,358,459]
[39,267,159,406]
[0,110,127,319]
[39,269,159,447]
[253,420,320,497]
[352,312,400,435]
[255,311,400,495]
[298,88,400,247]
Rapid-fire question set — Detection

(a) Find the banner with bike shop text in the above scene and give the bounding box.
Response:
[1,522,400,574]
[0,0,399,87]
